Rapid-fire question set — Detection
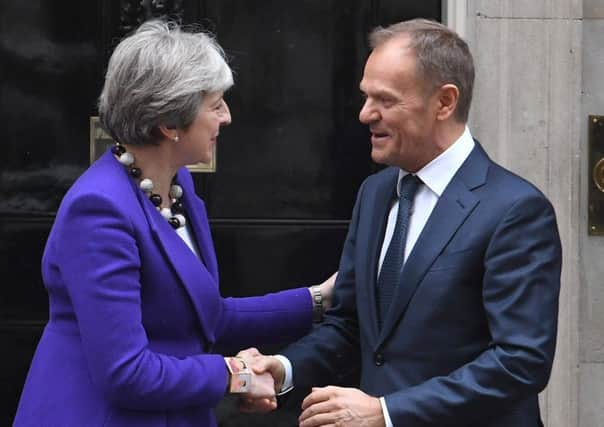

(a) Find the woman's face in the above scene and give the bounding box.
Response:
[180,91,231,164]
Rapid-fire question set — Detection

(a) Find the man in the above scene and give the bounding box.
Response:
[243,18,561,427]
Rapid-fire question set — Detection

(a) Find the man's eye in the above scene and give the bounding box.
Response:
[381,98,395,107]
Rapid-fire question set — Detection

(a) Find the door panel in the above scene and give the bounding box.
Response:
[199,0,373,219]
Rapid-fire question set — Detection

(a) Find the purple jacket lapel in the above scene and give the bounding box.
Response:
[177,168,219,281]
[132,164,221,346]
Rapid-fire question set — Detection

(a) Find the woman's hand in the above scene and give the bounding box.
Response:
[235,348,279,413]
[225,356,275,399]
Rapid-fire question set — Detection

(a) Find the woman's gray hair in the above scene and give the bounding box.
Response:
[369,19,474,123]
[98,20,233,145]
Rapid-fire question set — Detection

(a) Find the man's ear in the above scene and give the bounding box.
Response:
[435,83,459,121]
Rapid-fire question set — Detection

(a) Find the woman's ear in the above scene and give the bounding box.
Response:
[435,83,459,121]
[158,125,179,142]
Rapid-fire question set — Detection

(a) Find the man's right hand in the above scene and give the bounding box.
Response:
[236,347,286,412]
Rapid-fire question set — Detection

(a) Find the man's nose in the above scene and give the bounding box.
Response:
[359,100,378,124]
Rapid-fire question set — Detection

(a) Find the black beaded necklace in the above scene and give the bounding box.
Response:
[112,143,186,229]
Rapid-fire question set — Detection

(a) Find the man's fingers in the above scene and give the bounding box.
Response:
[301,386,335,410]
[299,399,336,423]
[250,356,277,374]
[299,408,339,427]
[237,347,261,359]
[239,397,277,413]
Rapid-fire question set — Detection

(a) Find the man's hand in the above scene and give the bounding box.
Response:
[317,271,337,311]
[299,386,385,427]
[236,347,286,413]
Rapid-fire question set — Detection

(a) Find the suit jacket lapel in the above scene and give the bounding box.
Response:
[178,169,219,280]
[138,175,220,346]
[376,145,489,347]
[359,168,399,342]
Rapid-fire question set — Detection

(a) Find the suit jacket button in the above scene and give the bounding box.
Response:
[374,353,384,366]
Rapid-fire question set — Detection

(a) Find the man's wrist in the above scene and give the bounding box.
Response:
[272,354,294,395]
[379,396,393,427]
[310,285,323,322]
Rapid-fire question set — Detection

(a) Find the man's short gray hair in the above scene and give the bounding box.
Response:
[369,19,474,123]
[98,20,233,145]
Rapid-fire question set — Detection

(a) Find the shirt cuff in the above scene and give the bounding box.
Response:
[380,397,393,427]
[273,354,294,394]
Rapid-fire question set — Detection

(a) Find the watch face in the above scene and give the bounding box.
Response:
[231,372,252,393]
[226,357,252,393]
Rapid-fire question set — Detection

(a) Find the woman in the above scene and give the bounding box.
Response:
[14,20,335,427]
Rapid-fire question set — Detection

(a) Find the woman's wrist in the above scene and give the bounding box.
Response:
[224,357,251,393]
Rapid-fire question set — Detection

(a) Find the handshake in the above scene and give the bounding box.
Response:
[224,347,286,413]
[223,272,339,412]
[224,348,386,427]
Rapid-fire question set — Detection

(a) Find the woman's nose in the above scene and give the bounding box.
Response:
[220,100,232,126]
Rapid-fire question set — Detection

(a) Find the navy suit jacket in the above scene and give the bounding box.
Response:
[15,150,313,427]
[283,142,561,426]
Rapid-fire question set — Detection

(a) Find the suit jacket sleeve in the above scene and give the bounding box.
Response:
[56,192,229,411]
[281,182,366,386]
[385,192,562,425]
[213,288,313,350]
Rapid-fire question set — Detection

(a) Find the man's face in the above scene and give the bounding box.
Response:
[359,37,440,172]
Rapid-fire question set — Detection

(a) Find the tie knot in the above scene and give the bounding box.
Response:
[399,174,420,201]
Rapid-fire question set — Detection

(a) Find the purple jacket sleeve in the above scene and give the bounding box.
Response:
[56,193,228,411]
[214,288,313,349]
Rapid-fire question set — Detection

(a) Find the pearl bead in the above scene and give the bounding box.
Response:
[140,178,154,192]
[169,184,183,199]
[149,194,162,207]
[174,214,186,227]
[160,208,172,219]
[129,167,142,178]
[111,144,125,156]
[174,214,187,227]
[171,200,184,214]
[112,144,185,229]
[118,152,134,166]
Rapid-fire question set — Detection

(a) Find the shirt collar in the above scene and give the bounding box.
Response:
[398,126,475,197]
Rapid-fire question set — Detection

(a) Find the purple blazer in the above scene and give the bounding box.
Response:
[14,150,313,427]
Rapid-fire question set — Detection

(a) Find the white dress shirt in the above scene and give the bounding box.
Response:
[278,127,475,427]
[176,222,201,258]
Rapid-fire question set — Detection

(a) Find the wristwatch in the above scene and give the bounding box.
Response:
[311,285,323,323]
[224,357,252,393]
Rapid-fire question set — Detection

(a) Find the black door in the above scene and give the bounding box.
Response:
[0,1,441,425]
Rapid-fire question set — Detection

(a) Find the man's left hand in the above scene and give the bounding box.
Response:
[299,386,384,427]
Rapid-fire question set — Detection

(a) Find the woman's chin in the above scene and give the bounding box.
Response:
[197,154,213,165]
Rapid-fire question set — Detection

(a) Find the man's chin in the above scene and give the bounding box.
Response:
[370,149,389,166]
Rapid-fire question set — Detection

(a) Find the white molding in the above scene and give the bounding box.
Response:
[443,0,468,38]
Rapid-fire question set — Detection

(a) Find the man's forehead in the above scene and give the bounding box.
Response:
[360,47,416,94]
[359,78,396,95]
[369,36,414,65]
